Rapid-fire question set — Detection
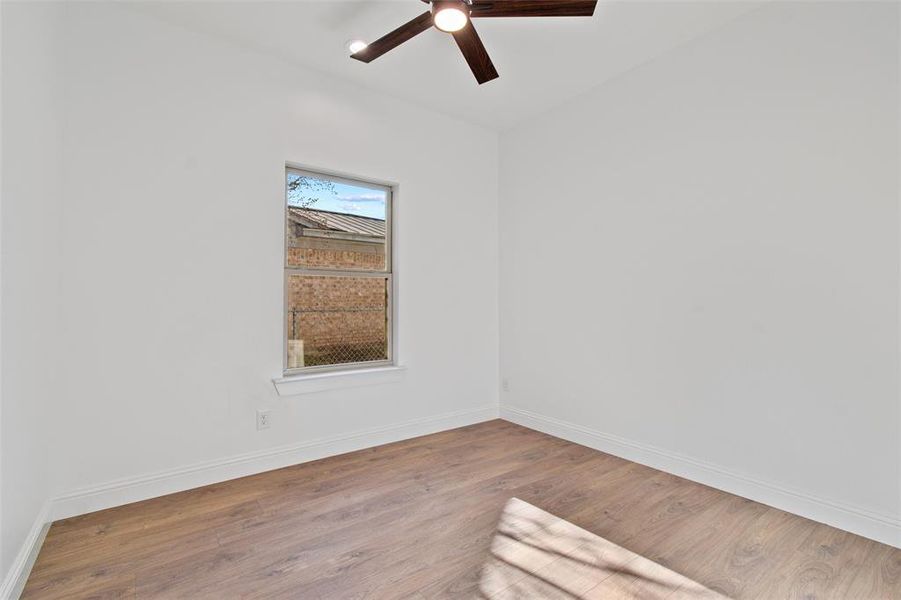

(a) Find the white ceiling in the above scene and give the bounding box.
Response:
[129,0,762,130]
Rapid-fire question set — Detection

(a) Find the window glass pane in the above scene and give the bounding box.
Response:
[286,274,389,368]
[286,171,387,272]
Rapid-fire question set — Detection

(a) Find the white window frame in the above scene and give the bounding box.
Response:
[283,166,394,376]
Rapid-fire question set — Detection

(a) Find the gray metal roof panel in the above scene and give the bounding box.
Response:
[288,207,386,238]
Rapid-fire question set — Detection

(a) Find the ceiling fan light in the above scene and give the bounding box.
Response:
[347,39,368,55]
[434,7,468,32]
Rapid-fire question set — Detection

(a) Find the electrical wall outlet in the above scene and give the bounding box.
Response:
[256,409,271,430]
[502,378,510,392]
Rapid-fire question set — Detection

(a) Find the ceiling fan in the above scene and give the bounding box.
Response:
[350,0,598,85]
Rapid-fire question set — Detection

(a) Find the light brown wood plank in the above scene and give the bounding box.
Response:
[22,420,900,599]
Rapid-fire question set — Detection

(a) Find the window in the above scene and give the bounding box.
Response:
[284,167,392,374]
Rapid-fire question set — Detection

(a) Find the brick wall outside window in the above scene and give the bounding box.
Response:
[286,228,388,367]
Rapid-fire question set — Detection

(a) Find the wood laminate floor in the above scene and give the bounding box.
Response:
[23,420,900,599]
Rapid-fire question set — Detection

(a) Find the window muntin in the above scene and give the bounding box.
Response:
[284,168,392,374]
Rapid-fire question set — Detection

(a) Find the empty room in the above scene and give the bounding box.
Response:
[1,0,899,598]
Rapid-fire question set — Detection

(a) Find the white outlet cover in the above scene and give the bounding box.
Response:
[256,409,271,430]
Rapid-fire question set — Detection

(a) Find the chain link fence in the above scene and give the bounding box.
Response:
[288,307,388,367]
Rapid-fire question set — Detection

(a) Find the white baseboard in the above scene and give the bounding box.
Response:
[501,404,900,549]
[0,502,51,600]
[51,404,498,521]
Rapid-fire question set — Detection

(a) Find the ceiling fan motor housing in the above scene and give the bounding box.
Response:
[431,1,471,18]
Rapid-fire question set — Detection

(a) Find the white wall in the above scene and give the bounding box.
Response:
[499,2,900,545]
[46,3,498,509]
[0,0,63,582]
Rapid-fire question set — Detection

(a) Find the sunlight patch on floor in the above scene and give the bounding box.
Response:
[478,498,730,599]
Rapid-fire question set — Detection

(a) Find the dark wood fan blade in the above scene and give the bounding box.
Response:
[351,11,433,63]
[470,0,597,18]
[451,20,499,84]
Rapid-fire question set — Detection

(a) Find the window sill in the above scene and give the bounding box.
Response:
[272,365,406,396]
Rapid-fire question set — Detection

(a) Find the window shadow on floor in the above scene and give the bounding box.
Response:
[477,497,730,599]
